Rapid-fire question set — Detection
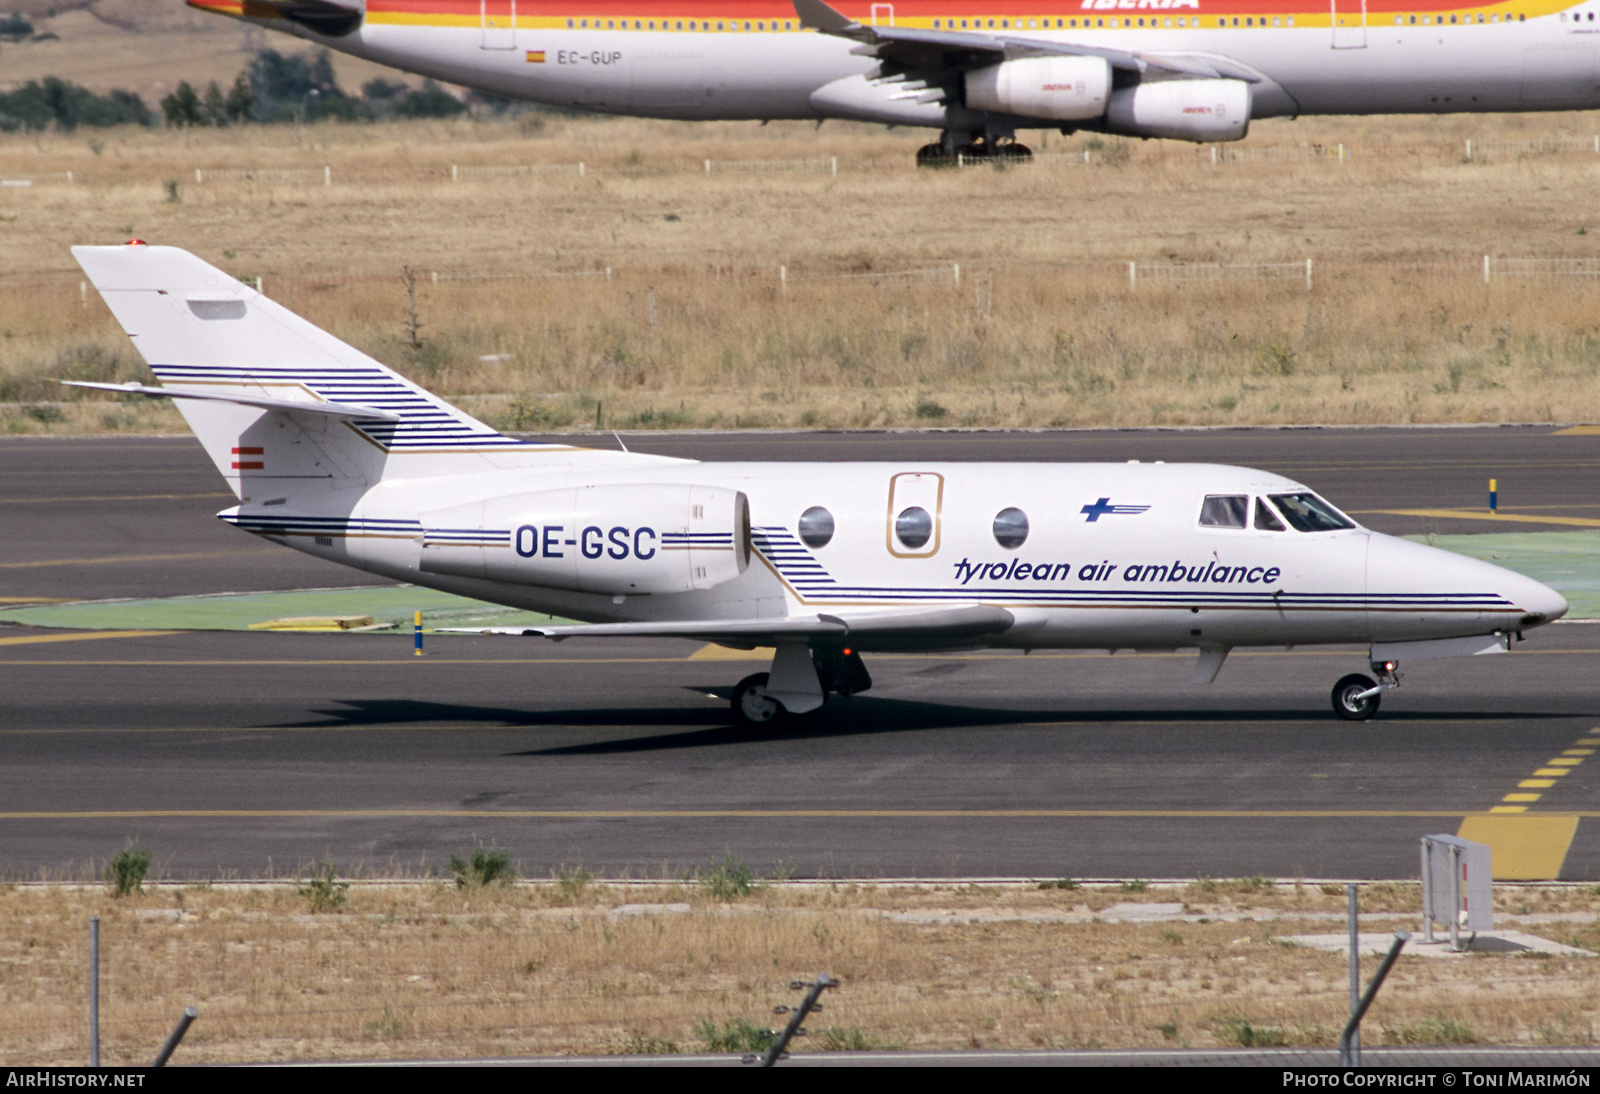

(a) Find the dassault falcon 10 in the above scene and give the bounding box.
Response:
[69,243,1568,723]
[188,0,1600,160]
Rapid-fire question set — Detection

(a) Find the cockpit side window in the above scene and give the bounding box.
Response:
[1199,495,1248,528]
[1254,497,1287,531]
[1269,492,1355,532]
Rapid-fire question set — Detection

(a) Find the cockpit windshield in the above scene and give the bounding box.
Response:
[1268,492,1356,532]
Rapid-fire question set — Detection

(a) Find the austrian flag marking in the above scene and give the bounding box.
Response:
[231,445,264,470]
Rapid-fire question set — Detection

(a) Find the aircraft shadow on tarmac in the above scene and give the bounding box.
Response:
[265,695,1571,753]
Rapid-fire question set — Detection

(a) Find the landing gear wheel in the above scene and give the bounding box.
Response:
[732,672,785,726]
[916,143,951,167]
[1332,673,1380,721]
[993,141,1033,160]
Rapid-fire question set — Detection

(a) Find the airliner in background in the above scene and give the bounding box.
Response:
[70,244,1567,724]
[191,0,1600,160]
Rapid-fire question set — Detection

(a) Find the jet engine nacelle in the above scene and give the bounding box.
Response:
[964,56,1112,121]
[418,483,750,595]
[1105,78,1252,142]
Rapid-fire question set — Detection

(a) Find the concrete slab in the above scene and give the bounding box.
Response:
[1280,930,1595,958]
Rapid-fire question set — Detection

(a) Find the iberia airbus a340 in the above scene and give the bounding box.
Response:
[188,0,1600,160]
[70,244,1567,723]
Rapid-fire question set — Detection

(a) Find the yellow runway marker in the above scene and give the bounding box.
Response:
[0,808,1552,821]
[690,644,776,661]
[0,630,175,647]
[1360,508,1600,529]
[0,549,276,569]
[1458,815,1581,880]
[1534,768,1571,777]
[1519,780,1557,789]
[0,492,233,505]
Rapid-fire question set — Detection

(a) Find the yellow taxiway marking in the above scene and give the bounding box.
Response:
[1553,425,1600,435]
[1457,815,1581,881]
[0,549,276,570]
[0,493,233,505]
[1460,727,1597,878]
[690,644,777,661]
[0,597,73,604]
[0,630,175,648]
[0,809,1570,820]
[0,657,698,666]
[1360,508,1600,528]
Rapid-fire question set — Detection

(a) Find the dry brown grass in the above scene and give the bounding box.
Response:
[7,110,1600,435]
[4,877,1599,1063]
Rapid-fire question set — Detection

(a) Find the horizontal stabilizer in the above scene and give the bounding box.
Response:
[439,604,1014,650]
[61,380,399,421]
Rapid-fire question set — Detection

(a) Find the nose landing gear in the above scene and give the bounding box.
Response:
[1331,660,1400,721]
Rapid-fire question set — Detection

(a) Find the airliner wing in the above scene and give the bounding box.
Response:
[441,604,1015,649]
[793,0,1248,81]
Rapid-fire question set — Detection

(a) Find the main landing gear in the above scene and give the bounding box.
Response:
[915,134,1034,167]
[730,645,872,726]
[1331,660,1400,721]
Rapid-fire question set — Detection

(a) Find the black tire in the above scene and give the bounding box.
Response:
[732,672,784,726]
[915,143,951,167]
[994,141,1033,160]
[1332,673,1380,721]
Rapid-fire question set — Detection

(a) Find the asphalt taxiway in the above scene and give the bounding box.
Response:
[2,427,1598,880]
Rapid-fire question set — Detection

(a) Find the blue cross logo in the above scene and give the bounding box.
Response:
[1081,497,1152,522]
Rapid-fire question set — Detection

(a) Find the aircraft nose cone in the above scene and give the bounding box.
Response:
[1367,533,1568,630]
[1512,573,1569,627]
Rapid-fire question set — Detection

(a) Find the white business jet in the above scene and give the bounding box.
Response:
[189,0,1600,162]
[69,244,1567,723]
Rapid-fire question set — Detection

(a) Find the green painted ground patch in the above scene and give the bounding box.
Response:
[1404,531,1600,619]
[0,585,574,633]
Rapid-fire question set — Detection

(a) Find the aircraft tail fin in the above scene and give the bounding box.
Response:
[72,244,605,496]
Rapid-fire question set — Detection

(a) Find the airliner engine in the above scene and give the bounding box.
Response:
[1105,78,1252,142]
[418,484,750,595]
[963,56,1112,121]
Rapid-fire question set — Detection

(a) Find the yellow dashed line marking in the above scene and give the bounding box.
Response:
[1461,728,1597,878]
[0,630,175,647]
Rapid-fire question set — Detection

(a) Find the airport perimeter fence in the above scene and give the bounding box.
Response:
[8,968,1599,1066]
[8,131,1600,191]
[22,253,1600,313]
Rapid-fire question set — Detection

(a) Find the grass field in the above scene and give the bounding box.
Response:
[7,108,1600,434]
[4,876,1598,1063]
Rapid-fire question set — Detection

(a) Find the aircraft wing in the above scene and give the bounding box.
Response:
[440,604,1015,650]
[792,0,1249,81]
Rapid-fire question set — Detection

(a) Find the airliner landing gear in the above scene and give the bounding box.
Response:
[1331,661,1400,721]
[729,647,873,726]
[733,672,782,725]
[915,134,1034,167]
